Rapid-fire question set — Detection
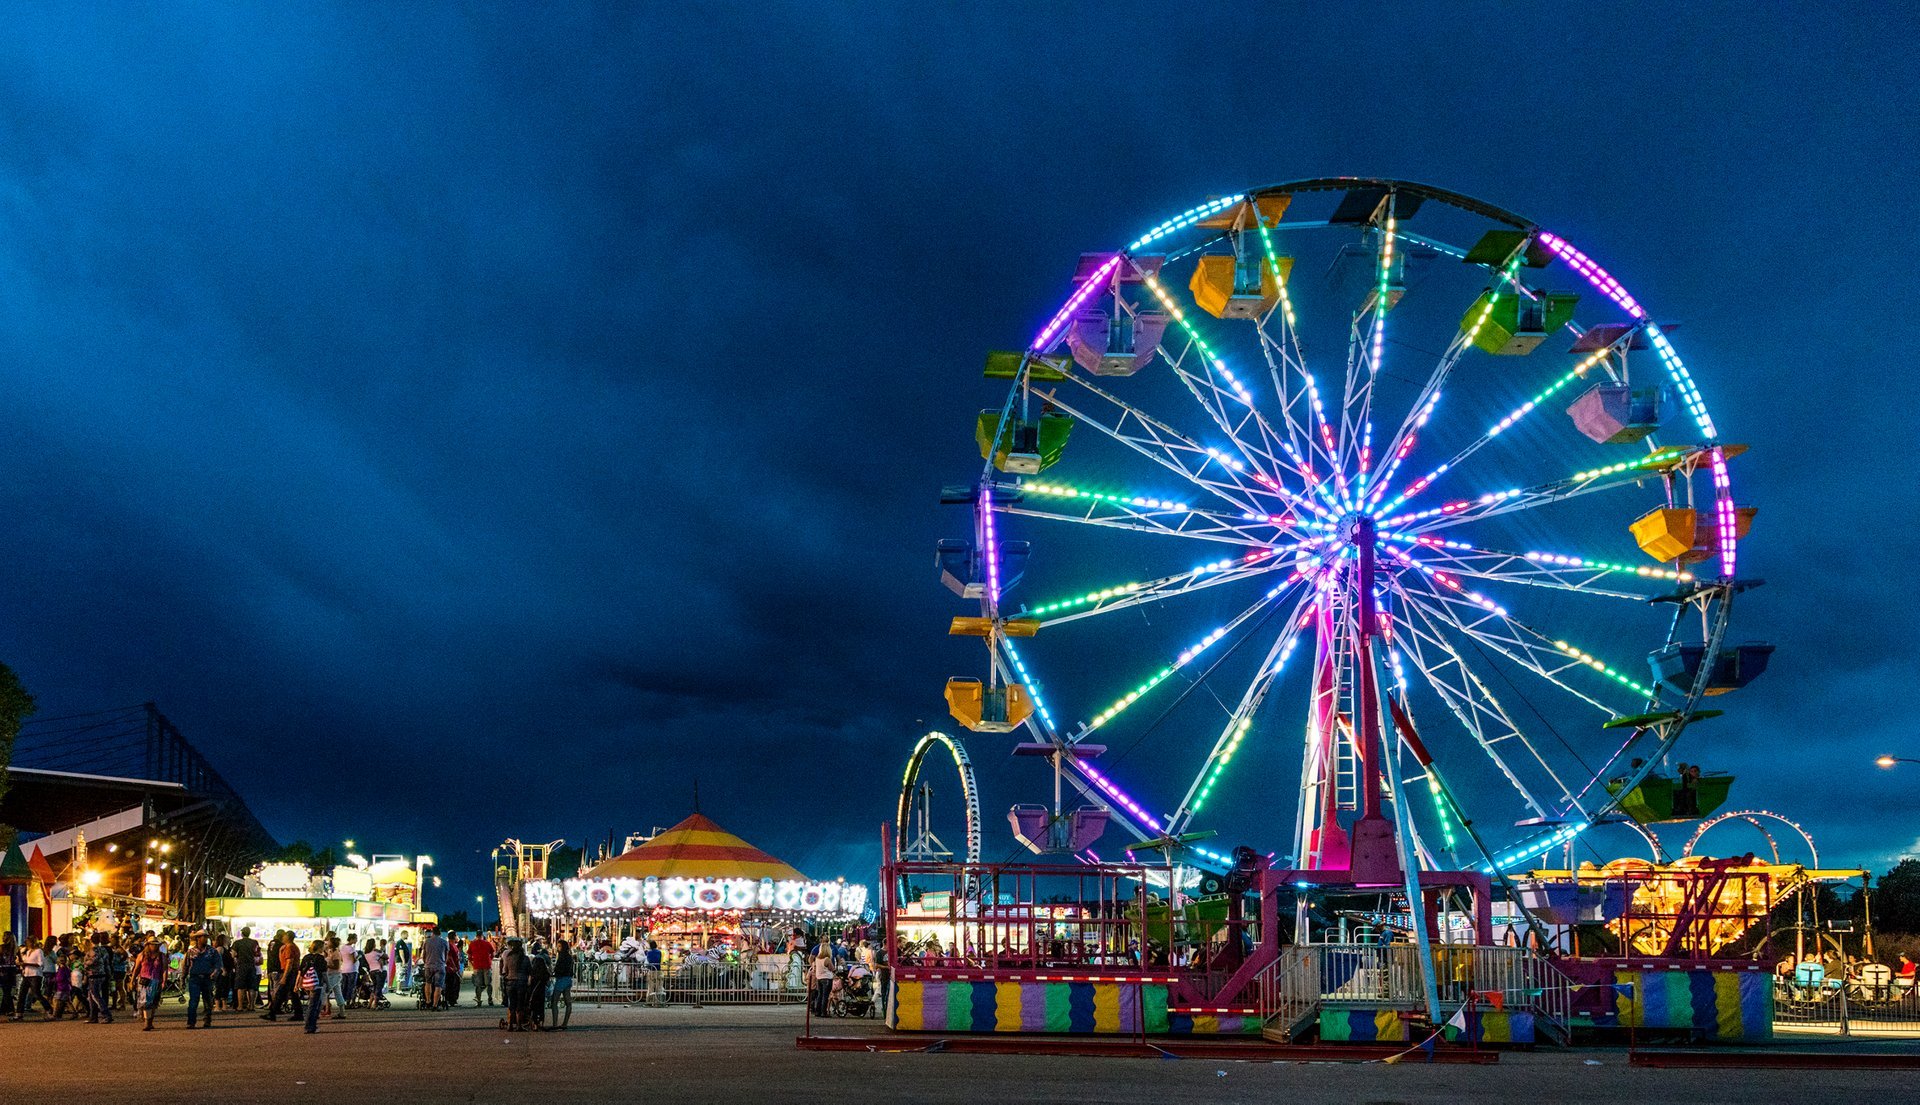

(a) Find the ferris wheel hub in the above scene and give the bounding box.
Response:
[1335,511,1376,547]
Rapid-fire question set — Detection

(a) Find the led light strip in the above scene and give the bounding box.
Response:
[1378,530,1693,582]
[1140,272,1253,405]
[1377,341,1609,517]
[1188,603,1314,816]
[1378,447,1689,530]
[1480,819,1590,874]
[1001,638,1056,733]
[1031,255,1121,352]
[1551,639,1659,700]
[1128,194,1246,252]
[1027,548,1283,618]
[1367,255,1527,512]
[1022,480,1189,513]
[1537,232,1736,578]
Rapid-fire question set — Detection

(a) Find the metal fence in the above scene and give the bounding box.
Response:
[573,957,808,1006]
[1774,981,1920,1035]
[1252,944,1570,1035]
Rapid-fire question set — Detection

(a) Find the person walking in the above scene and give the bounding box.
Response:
[527,940,552,1030]
[365,939,388,1008]
[263,932,302,1021]
[419,926,448,1011]
[298,940,329,1034]
[549,939,574,1030]
[499,937,529,1031]
[810,944,833,1017]
[184,932,219,1028]
[395,930,413,993]
[85,935,115,1023]
[231,927,260,1013]
[467,931,495,1006]
[0,931,18,1019]
[322,935,344,1019]
[135,940,166,1031]
[444,935,463,1009]
[339,934,361,1012]
[16,936,49,1020]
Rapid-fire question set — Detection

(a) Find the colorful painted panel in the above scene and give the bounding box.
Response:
[1615,967,1771,1042]
[1318,1007,1411,1043]
[890,980,1170,1034]
[1447,1009,1535,1045]
[1166,1012,1264,1035]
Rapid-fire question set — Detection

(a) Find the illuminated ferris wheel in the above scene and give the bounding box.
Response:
[939,178,1771,882]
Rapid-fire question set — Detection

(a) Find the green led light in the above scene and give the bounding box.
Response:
[1023,481,1189,513]
[1552,639,1659,700]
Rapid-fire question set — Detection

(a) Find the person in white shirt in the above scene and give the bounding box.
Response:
[16,942,48,1019]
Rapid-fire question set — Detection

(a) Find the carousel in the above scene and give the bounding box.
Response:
[521,812,867,956]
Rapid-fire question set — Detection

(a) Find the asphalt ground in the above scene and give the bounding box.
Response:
[2,996,1915,1104]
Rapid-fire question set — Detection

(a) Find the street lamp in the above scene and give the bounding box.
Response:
[1876,756,1920,768]
[415,855,433,909]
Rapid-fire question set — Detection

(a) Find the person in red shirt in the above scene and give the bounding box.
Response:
[467,934,496,1006]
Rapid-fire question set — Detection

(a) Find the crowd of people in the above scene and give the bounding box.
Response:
[0,924,576,1034]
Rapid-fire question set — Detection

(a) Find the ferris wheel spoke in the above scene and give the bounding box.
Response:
[1164,352,1331,520]
[1035,380,1272,514]
[1381,443,1704,533]
[1389,563,1654,716]
[1366,255,1532,512]
[1389,594,1578,818]
[1073,570,1309,737]
[1377,534,1686,603]
[1129,257,1328,513]
[1375,330,1649,517]
[1026,550,1304,626]
[1167,586,1319,833]
[997,495,1308,550]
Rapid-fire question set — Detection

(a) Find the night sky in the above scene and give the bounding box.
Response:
[2,4,1915,914]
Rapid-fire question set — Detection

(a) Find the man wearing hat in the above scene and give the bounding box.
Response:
[184,932,220,1028]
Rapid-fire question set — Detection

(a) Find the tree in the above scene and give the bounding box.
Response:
[0,662,38,851]
[437,909,476,933]
[1873,859,1920,934]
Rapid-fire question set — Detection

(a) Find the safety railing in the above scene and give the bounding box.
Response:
[572,957,809,1006]
[1775,979,1920,1036]
[1251,944,1572,1037]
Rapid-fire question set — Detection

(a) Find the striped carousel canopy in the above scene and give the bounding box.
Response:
[586,813,806,882]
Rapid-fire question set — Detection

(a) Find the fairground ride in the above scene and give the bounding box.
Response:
[934,177,1776,973]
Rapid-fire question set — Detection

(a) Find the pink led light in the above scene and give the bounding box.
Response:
[1075,760,1162,832]
[981,485,1003,605]
[1032,255,1122,351]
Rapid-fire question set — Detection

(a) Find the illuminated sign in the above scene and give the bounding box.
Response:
[143,873,163,902]
[255,863,313,899]
[524,876,867,920]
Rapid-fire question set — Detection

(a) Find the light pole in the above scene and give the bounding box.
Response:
[1876,756,1920,768]
[478,894,487,934]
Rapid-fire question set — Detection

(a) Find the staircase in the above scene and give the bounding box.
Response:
[1256,948,1325,1042]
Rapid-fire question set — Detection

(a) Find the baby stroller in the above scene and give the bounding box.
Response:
[829,963,876,1019]
[355,970,392,1011]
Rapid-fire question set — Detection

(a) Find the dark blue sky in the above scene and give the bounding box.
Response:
[1,3,1914,912]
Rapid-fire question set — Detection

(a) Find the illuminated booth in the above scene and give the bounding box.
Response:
[522,813,867,954]
[203,858,437,944]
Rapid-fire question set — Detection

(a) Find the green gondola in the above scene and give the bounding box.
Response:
[1604,772,1734,824]
[976,410,1072,474]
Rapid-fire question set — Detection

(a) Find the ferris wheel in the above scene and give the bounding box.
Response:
[939,178,1771,881]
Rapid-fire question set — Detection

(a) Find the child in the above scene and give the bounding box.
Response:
[49,954,77,1019]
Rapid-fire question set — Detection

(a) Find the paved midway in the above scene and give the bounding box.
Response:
[2,1001,1912,1104]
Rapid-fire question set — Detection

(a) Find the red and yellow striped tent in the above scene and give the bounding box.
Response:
[587,813,806,882]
